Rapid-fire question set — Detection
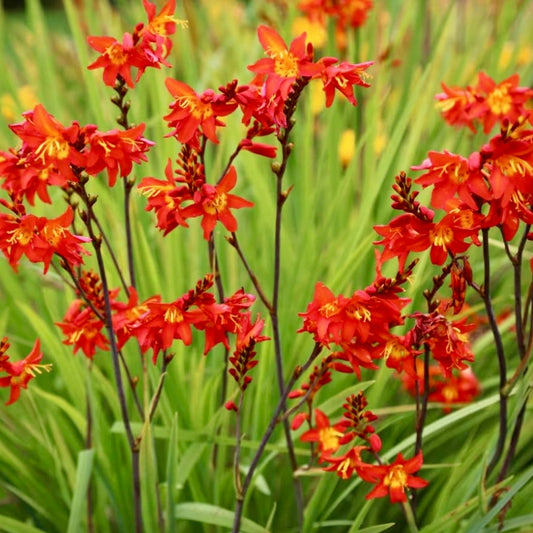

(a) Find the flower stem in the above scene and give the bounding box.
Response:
[480,228,508,478]
[232,343,322,533]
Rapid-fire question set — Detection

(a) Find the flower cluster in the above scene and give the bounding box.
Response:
[87,0,187,89]
[56,272,264,366]
[436,72,533,133]
[0,337,51,405]
[138,25,372,240]
[295,0,373,50]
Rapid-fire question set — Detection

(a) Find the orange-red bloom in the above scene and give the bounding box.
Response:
[164,79,238,145]
[412,150,489,210]
[0,338,51,405]
[248,25,321,99]
[300,409,346,459]
[357,452,428,503]
[180,166,253,239]
[0,206,90,273]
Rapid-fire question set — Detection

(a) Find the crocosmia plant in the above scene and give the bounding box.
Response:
[0,1,532,532]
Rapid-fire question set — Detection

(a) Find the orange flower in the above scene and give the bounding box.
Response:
[164,79,237,145]
[300,409,345,459]
[412,150,489,210]
[357,452,428,503]
[248,25,321,99]
[180,166,253,240]
[0,338,51,405]
[87,33,150,88]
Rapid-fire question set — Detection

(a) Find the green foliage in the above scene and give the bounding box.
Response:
[0,1,532,532]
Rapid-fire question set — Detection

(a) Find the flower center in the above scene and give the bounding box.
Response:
[7,225,34,246]
[451,162,468,184]
[441,385,459,402]
[384,465,408,489]
[164,305,184,323]
[494,154,533,177]
[318,427,343,452]
[34,137,70,162]
[345,304,371,321]
[177,96,213,120]
[41,222,65,246]
[319,301,341,318]
[430,225,453,248]
[273,50,299,78]
[106,43,129,65]
[486,84,512,115]
[384,339,409,361]
[204,192,228,215]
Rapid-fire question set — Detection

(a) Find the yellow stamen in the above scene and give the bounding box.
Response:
[486,84,512,115]
[164,306,183,323]
[384,465,407,489]
[204,192,228,215]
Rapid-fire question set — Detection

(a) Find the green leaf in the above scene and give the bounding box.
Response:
[0,517,46,533]
[67,449,95,533]
[174,502,270,533]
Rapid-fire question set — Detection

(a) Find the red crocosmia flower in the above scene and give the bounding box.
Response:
[470,72,533,134]
[298,282,344,345]
[481,131,533,207]
[332,341,379,379]
[56,300,109,359]
[138,159,191,235]
[435,82,478,132]
[484,192,533,241]
[374,213,434,270]
[40,207,91,270]
[375,206,481,268]
[318,58,373,107]
[401,362,481,413]
[138,0,182,65]
[357,452,428,503]
[412,150,489,210]
[164,78,238,145]
[131,296,205,362]
[85,124,154,186]
[194,289,256,355]
[413,312,476,372]
[112,287,161,350]
[180,166,254,240]
[0,206,90,273]
[300,409,346,460]
[248,25,322,99]
[9,105,85,182]
[322,445,366,480]
[427,208,481,265]
[382,332,420,377]
[0,338,51,405]
[0,149,68,205]
[87,33,149,89]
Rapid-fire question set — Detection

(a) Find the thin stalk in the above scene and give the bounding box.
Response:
[414,345,430,455]
[77,175,143,533]
[85,360,94,533]
[232,343,322,533]
[494,224,531,487]
[480,228,508,478]
[266,78,311,527]
[228,232,272,311]
[208,235,229,467]
[124,178,137,289]
[92,215,130,293]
